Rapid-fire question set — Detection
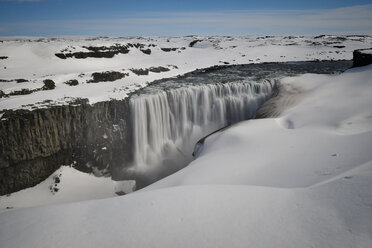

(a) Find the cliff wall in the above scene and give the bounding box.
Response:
[0,100,133,194]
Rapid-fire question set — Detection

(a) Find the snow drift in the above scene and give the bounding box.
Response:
[1,63,371,248]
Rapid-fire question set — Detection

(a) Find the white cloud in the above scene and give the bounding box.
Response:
[1,4,372,36]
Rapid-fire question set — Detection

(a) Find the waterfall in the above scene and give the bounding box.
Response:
[129,79,276,173]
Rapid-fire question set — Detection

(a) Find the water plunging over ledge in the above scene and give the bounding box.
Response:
[130,81,274,177]
[124,60,352,185]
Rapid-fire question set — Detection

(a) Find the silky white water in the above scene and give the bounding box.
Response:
[130,79,276,173]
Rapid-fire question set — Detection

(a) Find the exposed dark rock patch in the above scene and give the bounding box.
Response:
[8,88,35,96]
[55,44,131,59]
[127,43,145,49]
[284,43,298,46]
[189,40,202,47]
[161,48,177,52]
[0,79,54,98]
[353,48,372,67]
[42,79,56,90]
[0,79,29,83]
[130,67,170,76]
[15,79,29,83]
[333,45,345,49]
[130,68,149,76]
[83,45,129,54]
[149,66,170,73]
[140,48,151,55]
[88,71,129,83]
[64,79,79,86]
[50,174,61,193]
[0,56,8,60]
[160,47,186,52]
[55,51,117,59]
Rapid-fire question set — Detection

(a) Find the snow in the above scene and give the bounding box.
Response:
[0,36,372,248]
[361,48,372,54]
[0,57,371,247]
[1,35,372,111]
[145,65,372,189]
[0,165,135,210]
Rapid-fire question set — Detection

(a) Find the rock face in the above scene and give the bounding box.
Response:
[0,100,133,195]
[55,45,130,59]
[353,48,372,67]
[88,71,129,83]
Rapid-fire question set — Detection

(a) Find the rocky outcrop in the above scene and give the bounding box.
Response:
[0,100,133,195]
[42,79,55,90]
[64,79,79,86]
[0,79,57,98]
[130,67,170,76]
[87,71,129,83]
[55,45,130,59]
[353,48,372,67]
[189,40,202,47]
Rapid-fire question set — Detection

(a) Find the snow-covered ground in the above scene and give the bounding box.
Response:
[1,35,371,111]
[0,43,371,247]
[0,166,135,209]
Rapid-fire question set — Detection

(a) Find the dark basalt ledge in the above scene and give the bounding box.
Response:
[0,100,133,195]
[353,48,372,67]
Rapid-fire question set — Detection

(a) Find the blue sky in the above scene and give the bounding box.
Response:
[0,0,372,36]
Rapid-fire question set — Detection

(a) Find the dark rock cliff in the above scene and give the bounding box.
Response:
[353,48,372,67]
[0,100,133,195]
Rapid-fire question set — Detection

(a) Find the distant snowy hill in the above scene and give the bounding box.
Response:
[1,35,371,111]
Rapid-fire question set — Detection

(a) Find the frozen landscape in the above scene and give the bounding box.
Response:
[1,35,371,110]
[0,34,372,248]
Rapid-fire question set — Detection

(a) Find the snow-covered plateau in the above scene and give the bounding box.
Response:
[0,35,372,248]
[0,35,371,110]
